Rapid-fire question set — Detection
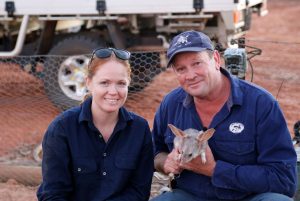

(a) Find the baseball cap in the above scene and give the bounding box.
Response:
[166,30,214,67]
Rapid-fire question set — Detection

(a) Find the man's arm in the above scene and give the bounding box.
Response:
[178,99,297,198]
[211,100,297,197]
[154,152,168,173]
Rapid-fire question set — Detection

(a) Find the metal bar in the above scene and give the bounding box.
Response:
[38,15,118,21]
[0,15,29,57]
[158,14,213,20]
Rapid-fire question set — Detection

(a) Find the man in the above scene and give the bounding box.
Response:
[151,30,297,201]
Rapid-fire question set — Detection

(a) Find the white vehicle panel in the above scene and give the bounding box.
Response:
[0,0,264,16]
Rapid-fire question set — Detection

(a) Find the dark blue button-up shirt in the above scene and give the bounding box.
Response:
[152,68,297,200]
[37,97,154,201]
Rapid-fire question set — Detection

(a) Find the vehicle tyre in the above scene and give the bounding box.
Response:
[44,36,104,110]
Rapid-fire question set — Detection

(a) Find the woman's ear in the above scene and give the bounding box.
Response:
[86,77,92,92]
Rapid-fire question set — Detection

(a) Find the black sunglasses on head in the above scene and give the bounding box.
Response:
[88,47,131,67]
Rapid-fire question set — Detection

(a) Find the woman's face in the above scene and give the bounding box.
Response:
[86,60,130,114]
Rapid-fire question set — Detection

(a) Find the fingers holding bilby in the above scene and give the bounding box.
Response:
[163,148,183,174]
[180,146,216,177]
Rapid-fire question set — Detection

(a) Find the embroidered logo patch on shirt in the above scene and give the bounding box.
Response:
[229,122,244,134]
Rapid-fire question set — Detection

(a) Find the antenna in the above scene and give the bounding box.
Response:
[275,79,285,101]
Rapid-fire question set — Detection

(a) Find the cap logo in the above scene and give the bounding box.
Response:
[174,34,191,47]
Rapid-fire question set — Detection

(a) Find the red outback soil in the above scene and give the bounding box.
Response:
[0,0,299,200]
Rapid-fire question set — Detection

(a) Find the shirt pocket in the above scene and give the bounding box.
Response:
[72,158,100,192]
[214,140,256,164]
[115,154,137,170]
[112,154,138,184]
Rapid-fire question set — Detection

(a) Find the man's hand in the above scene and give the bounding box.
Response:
[180,145,216,177]
[163,148,183,174]
[154,149,183,175]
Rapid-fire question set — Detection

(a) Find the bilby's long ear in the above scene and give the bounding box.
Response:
[168,124,186,137]
[197,128,215,142]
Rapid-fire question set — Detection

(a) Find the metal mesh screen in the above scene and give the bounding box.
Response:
[0,51,176,189]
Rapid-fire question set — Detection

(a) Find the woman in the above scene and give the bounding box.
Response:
[37,48,154,201]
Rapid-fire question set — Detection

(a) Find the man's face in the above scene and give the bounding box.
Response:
[172,51,220,98]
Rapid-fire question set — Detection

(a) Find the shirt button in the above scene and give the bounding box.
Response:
[103,153,107,157]
[77,168,81,172]
[102,171,107,176]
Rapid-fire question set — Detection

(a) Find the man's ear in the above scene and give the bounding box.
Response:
[213,50,221,70]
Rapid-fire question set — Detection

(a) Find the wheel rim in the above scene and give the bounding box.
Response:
[58,55,89,101]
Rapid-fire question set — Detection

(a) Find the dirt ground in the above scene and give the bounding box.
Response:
[0,0,300,200]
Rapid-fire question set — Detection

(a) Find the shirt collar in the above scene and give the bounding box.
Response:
[221,67,243,107]
[182,68,243,108]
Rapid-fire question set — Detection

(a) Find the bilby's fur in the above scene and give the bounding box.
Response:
[168,124,215,164]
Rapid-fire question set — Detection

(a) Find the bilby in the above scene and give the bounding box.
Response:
[168,124,215,164]
[153,124,215,193]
